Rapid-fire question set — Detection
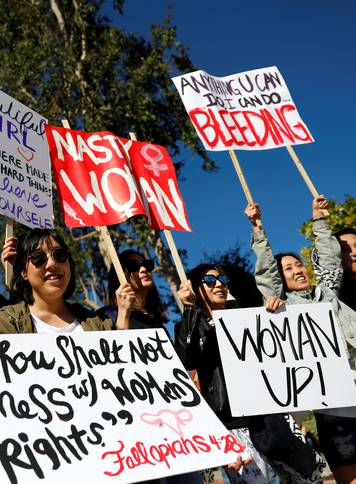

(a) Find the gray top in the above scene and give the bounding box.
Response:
[251,218,356,417]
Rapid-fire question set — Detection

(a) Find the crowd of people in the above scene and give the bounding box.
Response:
[0,196,355,484]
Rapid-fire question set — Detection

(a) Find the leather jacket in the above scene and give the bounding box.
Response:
[175,306,248,429]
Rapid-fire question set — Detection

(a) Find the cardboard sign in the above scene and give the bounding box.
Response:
[214,303,356,416]
[0,90,53,228]
[172,66,313,151]
[45,126,191,231]
[0,329,243,483]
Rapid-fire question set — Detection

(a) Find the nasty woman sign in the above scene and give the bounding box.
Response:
[45,126,191,231]
[214,303,356,416]
[0,329,243,484]
[172,66,313,151]
[0,90,53,228]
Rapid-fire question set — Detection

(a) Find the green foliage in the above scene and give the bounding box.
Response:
[0,0,212,170]
[300,196,356,239]
[299,196,356,283]
[0,1,217,306]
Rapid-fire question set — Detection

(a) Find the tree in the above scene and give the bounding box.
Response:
[299,196,356,282]
[0,1,215,307]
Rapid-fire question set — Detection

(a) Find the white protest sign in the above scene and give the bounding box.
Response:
[0,329,244,483]
[172,66,313,151]
[214,303,356,416]
[0,90,53,228]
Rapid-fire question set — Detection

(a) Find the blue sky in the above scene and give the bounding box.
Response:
[118,0,356,270]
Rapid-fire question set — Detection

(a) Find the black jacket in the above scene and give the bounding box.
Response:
[175,307,322,480]
[175,306,248,429]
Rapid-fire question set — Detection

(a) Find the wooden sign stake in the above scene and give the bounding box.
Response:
[285,145,329,216]
[4,217,13,288]
[61,119,126,284]
[229,149,262,228]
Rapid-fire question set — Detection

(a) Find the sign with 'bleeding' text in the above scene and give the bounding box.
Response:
[172,66,313,151]
[0,90,53,228]
[0,329,243,483]
[45,126,191,231]
[214,303,356,416]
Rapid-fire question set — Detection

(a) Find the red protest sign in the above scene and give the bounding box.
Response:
[45,126,191,231]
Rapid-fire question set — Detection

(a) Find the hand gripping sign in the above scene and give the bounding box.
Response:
[0,329,244,483]
[45,126,191,231]
[172,66,313,151]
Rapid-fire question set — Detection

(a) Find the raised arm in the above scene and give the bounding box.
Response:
[312,196,343,291]
[245,203,284,299]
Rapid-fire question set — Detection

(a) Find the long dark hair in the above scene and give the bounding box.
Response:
[274,252,304,291]
[108,249,167,323]
[188,263,227,313]
[334,228,356,239]
[11,229,76,304]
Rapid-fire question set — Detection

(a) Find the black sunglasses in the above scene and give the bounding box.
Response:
[202,274,229,287]
[28,247,70,268]
[124,259,154,273]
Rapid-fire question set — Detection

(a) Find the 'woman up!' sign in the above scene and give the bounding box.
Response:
[172,66,313,151]
[45,126,191,231]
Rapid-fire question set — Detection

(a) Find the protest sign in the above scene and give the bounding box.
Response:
[0,90,53,228]
[214,303,356,416]
[45,126,191,231]
[0,329,243,483]
[172,66,313,151]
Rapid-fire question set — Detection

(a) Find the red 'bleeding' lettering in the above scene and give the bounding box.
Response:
[189,104,313,149]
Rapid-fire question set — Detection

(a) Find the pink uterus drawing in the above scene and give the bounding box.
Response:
[140,409,193,437]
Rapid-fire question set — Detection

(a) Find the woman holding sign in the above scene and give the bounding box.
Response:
[97,249,168,331]
[245,197,356,484]
[176,263,326,484]
[0,228,114,333]
[176,263,267,483]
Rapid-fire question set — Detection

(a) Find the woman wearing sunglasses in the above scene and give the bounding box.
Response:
[0,229,114,334]
[245,198,356,484]
[175,263,268,483]
[176,264,326,484]
[97,249,167,331]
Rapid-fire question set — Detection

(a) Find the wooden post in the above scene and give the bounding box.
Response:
[61,119,126,284]
[4,218,13,288]
[94,226,126,284]
[286,145,329,216]
[129,132,188,284]
[61,119,70,129]
[229,149,262,228]
[163,230,188,283]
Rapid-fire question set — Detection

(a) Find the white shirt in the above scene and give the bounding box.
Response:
[31,313,84,334]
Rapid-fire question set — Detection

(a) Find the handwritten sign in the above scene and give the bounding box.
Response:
[214,303,356,416]
[0,329,243,483]
[45,126,191,231]
[0,90,53,228]
[172,66,313,151]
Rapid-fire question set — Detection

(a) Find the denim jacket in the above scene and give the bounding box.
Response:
[251,219,356,418]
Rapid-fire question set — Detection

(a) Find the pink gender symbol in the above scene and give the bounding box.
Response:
[141,144,168,177]
[140,409,193,437]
